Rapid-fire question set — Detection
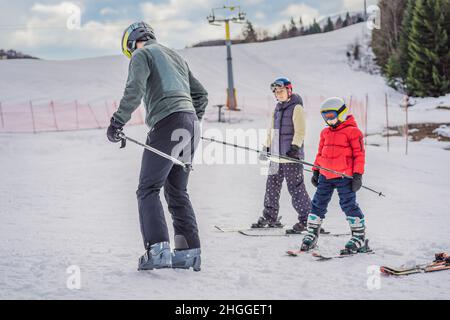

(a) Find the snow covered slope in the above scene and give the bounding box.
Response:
[0,23,449,300]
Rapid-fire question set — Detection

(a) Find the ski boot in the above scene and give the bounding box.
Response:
[286,220,307,234]
[300,214,323,251]
[251,216,284,229]
[171,235,201,272]
[434,252,450,264]
[172,249,202,272]
[138,241,172,271]
[340,217,370,255]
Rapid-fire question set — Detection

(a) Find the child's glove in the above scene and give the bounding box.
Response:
[259,147,270,161]
[311,170,320,187]
[286,144,300,159]
[352,173,363,192]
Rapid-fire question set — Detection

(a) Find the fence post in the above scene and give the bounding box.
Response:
[385,93,390,152]
[365,93,369,146]
[405,98,409,156]
[30,101,36,133]
[75,100,79,130]
[88,103,101,129]
[0,101,4,129]
[105,101,109,119]
[50,100,59,131]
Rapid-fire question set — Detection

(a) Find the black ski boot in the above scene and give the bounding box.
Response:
[340,217,370,255]
[300,214,323,251]
[251,216,283,229]
[286,221,307,234]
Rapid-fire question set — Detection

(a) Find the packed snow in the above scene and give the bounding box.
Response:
[0,23,449,300]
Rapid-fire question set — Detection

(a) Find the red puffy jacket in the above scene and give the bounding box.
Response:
[313,115,365,179]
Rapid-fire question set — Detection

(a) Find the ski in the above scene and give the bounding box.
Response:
[214,225,284,233]
[312,250,374,261]
[215,225,349,237]
[286,249,312,257]
[380,253,450,276]
[310,239,374,260]
[238,230,349,238]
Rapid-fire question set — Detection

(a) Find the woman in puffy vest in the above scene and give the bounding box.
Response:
[251,78,312,234]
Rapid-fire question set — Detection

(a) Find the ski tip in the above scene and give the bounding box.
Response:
[286,250,299,257]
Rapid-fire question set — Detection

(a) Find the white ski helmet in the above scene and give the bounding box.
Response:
[320,97,348,124]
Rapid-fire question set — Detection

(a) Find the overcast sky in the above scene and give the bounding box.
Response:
[0,0,377,60]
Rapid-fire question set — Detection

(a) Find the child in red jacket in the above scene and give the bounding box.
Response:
[300,97,369,255]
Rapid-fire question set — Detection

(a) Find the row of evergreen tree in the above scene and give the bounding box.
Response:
[192,12,364,48]
[372,0,450,97]
[242,12,364,43]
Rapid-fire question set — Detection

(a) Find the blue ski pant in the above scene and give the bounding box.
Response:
[311,174,364,219]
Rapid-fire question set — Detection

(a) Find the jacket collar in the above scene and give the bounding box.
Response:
[329,115,357,131]
[276,93,301,111]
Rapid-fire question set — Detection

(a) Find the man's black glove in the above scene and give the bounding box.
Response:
[311,170,320,187]
[259,147,270,161]
[352,173,363,192]
[107,117,124,143]
[286,144,300,159]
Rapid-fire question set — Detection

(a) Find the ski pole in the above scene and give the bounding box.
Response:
[201,136,385,197]
[118,132,193,172]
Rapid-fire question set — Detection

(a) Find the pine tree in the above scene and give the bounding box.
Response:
[242,20,258,43]
[323,17,335,33]
[406,0,450,97]
[298,17,305,35]
[342,12,351,27]
[335,16,343,29]
[288,17,298,37]
[398,0,416,82]
[309,19,322,34]
[431,0,450,95]
[280,24,289,38]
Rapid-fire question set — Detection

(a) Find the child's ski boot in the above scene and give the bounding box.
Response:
[300,214,323,251]
[251,216,284,229]
[138,241,172,271]
[340,217,370,255]
[287,220,328,235]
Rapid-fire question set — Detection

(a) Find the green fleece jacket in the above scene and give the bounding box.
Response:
[113,39,208,128]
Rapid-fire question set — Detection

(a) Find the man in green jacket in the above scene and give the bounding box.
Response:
[107,22,208,272]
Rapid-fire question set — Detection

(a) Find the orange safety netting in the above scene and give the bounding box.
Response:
[0,101,145,133]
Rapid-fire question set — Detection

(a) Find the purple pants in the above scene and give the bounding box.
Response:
[263,162,311,224]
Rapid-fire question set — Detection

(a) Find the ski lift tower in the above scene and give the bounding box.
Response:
[207,5,246,111]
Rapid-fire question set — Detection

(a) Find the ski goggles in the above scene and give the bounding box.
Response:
[270,81,287,92]
[321,105,347,121]
[321,110,339,121]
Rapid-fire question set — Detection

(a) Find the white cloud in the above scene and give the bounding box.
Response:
[342,0,377,12]
[241,0,264,5]
[140,0,210,22]
[280,4,320,25]
[9,2,127,53]
[140,0,239,48]
[254,11,266,20]
[100,7,120,16]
